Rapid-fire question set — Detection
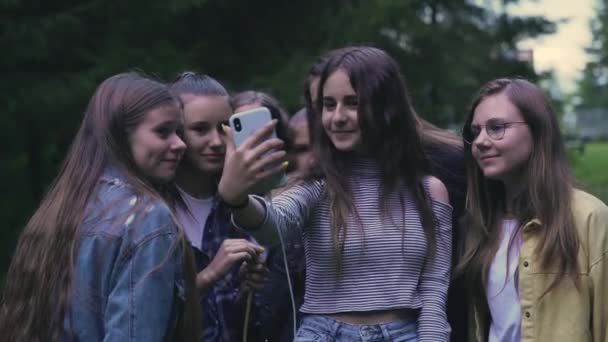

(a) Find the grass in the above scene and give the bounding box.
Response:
[570,142,608,204]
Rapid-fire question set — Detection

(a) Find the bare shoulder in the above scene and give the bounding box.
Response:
[424,175,450,204]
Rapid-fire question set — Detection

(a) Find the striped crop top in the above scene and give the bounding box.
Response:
[250,158,453,341]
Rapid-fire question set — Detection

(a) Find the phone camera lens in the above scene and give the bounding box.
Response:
[234,118,242,132]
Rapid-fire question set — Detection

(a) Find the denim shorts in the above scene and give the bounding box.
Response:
[295,314,418,342]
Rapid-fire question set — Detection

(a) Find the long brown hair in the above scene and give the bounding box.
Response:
[455,78,579,301]
[304,52,463,173]
[0,72,199,341]
[416,116,462,148]
[311,46,438,269]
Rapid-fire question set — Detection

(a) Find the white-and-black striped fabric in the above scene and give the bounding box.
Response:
[254,158,453,341]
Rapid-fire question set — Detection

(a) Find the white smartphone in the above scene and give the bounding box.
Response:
[229,106,288,194]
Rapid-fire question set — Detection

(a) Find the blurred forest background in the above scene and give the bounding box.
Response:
[2,0,608,278]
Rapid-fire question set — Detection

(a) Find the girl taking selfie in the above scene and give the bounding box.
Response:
[218,46,453,342]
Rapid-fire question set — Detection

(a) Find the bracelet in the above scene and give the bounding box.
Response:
[220,195,250,210]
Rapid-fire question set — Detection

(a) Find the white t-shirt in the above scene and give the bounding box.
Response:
[175,186,213,251]
[487,219,522,342]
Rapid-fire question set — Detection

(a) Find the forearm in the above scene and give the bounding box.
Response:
[196,267,218,293]
[418,248,451,341]
[232,195,267,229]
[418,201,453,342]
[417,262,451,341]
[417,294,450,342]
[232,181,323,246]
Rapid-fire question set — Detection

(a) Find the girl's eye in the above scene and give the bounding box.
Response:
[191,123,211,133]
[488,123,504,134]
[323,98,336,110]
[155,127,171,138]
[344,96,358,108]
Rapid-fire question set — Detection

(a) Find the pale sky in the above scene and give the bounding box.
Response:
[507,0,596,93]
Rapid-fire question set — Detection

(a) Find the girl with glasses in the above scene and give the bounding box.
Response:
[456,78,608,342]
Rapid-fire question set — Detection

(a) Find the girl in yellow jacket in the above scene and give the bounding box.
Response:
[456,78,608,342]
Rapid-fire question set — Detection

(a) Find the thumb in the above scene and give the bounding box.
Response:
[238,261,247,277]
[221,124,236,154]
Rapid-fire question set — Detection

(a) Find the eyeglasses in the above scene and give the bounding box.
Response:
[462,119,527,144]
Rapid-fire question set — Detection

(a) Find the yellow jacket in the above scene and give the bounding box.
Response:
[469,189,608,342]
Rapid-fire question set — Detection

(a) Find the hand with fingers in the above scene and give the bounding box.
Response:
[239,258,270,296]
[218,120,288,206]
[196,238,264,291]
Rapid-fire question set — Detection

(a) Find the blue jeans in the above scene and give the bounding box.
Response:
[295,315,418,342]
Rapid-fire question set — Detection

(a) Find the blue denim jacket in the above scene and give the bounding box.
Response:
[64,168,185,341]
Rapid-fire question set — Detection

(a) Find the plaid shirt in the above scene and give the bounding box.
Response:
[191,197,260,342]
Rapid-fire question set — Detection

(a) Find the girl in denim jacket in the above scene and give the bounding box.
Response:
[0,73,200,341]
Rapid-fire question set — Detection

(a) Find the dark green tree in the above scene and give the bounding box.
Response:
[577,0,608,109]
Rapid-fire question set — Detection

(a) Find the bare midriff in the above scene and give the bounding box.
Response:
[328,308,418,325]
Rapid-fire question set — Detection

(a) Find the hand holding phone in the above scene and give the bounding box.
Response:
[218,107,288,204]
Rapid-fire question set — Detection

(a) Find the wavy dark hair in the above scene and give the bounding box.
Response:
[310,46,438,268]
[455,78,579,300]
[0,72,200,341]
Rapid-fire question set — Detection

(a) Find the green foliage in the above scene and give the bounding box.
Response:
[0,0,556,275]
[577,0,608,109]
[570,143,608,203]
